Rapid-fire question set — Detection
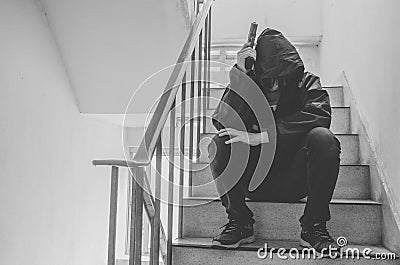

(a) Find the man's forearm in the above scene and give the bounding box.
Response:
[259,130,270,144]
[249,130,270,145]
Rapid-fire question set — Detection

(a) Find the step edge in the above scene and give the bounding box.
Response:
[192,159,368,166]
[172,238,398,259]
[182,197,382,205]
[201,132,359,137]
[209,85,344,90]
[206,107,350,110]
[192,162,370,167]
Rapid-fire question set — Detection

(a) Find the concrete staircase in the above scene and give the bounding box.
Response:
[171,45,399,264]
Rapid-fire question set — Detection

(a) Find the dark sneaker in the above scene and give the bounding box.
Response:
[299,222,341,254]
[212,219,255,249]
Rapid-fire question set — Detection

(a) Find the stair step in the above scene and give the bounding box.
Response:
[182,198,382,245]
[209,64,345,106]
[208,86,345,108]
[324,86,346,107]
[198,133,360,165]
[173,238,398,265]
[210,63,231,86]
[204,107,350,134]
[190,164,370,200]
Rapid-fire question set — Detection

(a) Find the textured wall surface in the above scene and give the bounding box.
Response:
[319,0,400,251]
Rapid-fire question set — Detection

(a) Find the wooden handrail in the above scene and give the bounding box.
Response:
[132,0,214,166]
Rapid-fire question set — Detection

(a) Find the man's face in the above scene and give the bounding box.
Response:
[261,78,281,111]
[253,33,281,110]
[254,29,280,79]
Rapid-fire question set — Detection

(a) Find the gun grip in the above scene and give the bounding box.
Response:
[245,57,255,70]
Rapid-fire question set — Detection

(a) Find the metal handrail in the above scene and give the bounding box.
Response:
[93,159,140,168]
[92,1,214,264]
[132,0,213,166]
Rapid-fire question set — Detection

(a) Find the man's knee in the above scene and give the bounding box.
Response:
[208,135,230,166]
[305,127,341,158]
[209,134,229,153]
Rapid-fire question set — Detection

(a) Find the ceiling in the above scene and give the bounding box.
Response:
[39,0,191,114]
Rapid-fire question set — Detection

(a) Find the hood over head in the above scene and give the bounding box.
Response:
[254,28,304,80]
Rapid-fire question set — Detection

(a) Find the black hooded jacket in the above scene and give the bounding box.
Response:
[213,28,332,136]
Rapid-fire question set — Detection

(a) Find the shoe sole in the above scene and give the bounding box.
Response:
[299,238,341,258]
[212,235,255,249]
[299,238,313,248]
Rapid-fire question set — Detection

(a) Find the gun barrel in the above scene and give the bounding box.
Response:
[247,22,258,47]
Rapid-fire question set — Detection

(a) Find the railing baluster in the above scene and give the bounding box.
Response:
[93,2,214,264]
[178,74,186,238]
[207,9,212,108]
[150,137,162,265]
[129,167,144,265]
[107,166,119,265]
[188,51,195,197]
[197,28,203,158]
[167,100,176,265]
[203,13,208,133]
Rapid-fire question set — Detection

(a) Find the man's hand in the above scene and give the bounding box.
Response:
[236,42,256,73]
[218,128,269,146]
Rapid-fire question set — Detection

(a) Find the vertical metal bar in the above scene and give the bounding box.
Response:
[188,51,195,197]
[150,138,162,265]
[203,14,208,133]
[107,166,119,265]
[197,28,203,158]
[167,100,176,265]
[178,74,186,238]
[143,166,152,255]
[196,0,202,144]
[129,167,144,265]
[207,9,212,107]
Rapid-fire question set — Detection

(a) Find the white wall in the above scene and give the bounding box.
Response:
[211,0,322,75]
[212,0,322,40]
[320,0,400,221]
[0,1,126,264]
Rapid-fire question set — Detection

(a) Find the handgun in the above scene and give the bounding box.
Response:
[244,22,258,70]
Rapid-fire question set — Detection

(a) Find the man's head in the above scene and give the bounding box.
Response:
[254,28,304,80]
[253,28,305,109]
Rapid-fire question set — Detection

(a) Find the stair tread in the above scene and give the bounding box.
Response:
[209,85,344,90]
[192,160,368,166]
[183,197,382,244]
[173,237,396,257]
[183,197,381,205]
[201,132,358,136]
[206,106,350,110]
[198,133,360,164]
[190,162,371,199]
[204,107,351,134]
[207,85,348,108]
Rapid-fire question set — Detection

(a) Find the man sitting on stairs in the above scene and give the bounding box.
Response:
[209,28,342,252]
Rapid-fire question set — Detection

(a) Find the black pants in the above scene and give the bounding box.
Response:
[208,127,341,225]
